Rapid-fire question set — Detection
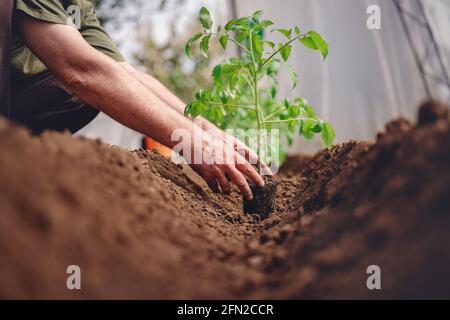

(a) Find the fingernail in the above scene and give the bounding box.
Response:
[247,193,253,201]
[258,179,265,187]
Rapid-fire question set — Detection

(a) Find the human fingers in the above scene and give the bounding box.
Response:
[225,165,253,200]
[235,153,265,188]
[212,167,231,194]
[234,139,273,176]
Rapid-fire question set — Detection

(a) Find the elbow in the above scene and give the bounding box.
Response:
[55,53,127,109]
[58,54,119,94]
[60,68,89,92]
[57,59,108,107]
[57,55,99,93]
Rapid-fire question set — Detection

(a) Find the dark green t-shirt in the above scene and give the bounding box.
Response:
[12,0,125,81]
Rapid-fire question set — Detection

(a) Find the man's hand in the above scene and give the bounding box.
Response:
[206,124,273,177]
[190,132,265,201]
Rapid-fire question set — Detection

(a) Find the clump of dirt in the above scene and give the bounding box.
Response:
[0,101,449,299]
[243,176,278,219]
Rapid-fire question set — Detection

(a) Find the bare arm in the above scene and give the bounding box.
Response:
[16,15,264,198]
[118,62,216,129]
[16,15,194,149]
[119,62,273,175]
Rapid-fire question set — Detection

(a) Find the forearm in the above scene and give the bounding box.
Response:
[63,56,198,149]
[119,63,216,131]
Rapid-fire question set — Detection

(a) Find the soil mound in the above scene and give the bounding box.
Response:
[0,101,449,299]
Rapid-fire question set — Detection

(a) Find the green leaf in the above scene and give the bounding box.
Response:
[288,104,301,117]
[200,35,211,58]
[184,103,191,117]
[220,62,241,84]
[301,31,329,60]
[288,120,297,132]
[224,19,236,31]
[212,64,222,83]
[219,91,229,104]
[321,122,335,148]
[294,26,301,35]
[280,44,292,61]
[185,32,202,59]
[299,35,317,50]
[276,28,292,39]
[185,41,193,59]
[303,104,317,118]
[270,85,277,99]
[285,63,298,89]
[229,71,239,89]
[194,101,207,117]
[265,40,275,49]
[209,106,224,124]
[312,121,324,133]
[219,35,228,50]
[195,89,205,101]
[308,31,329,60]
[185,101,206,118]
[261,19,274,28]
[300,120,316,140]
[252,10,263,17]
[269,78,277,98]
[224,17,247,31]
[252,33,263,60]
[266,59,280,77]
[235,30,248,43]
[199,7,213,30]
[194,89,212,103]
[294,97,308,107]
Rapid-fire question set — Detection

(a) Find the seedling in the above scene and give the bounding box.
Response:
[185,7,335,216]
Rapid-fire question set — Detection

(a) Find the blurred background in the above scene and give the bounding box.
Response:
[77,0,450,154]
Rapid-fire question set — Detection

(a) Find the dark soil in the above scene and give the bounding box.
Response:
[0,101,449,299]
[243,176,278,219]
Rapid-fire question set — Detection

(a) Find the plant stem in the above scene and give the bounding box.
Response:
[254,79,262,173]
[208,32,252,55]
[263,117,319,124]
[264,106,285,121]
[256,34,304,73]
[207,101,256,110]
[249,29,263,173]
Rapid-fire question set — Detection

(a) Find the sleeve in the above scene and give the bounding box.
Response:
[15,0,70,25]
[80,0,125,62]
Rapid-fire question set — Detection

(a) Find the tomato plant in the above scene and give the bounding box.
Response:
[185,7,335,172]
